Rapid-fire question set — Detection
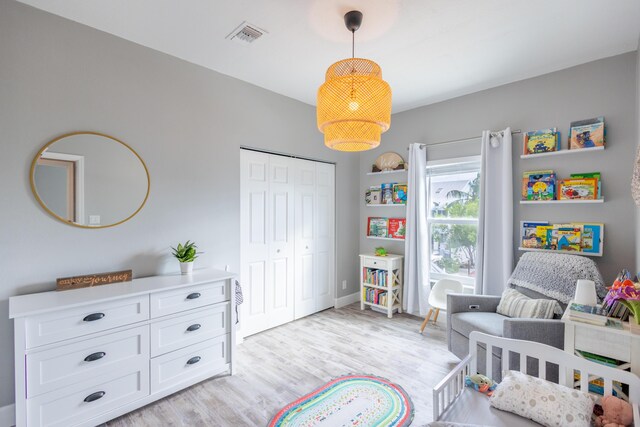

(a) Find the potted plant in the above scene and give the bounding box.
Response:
[604,270,640,333]
[171,240,200,275]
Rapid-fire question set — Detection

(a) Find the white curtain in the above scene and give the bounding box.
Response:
[475,128,514,295]
[403,143,429,315]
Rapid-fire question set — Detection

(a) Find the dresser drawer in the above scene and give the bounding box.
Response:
[151,303,230,357]
[26,325,149,398]
[574,325,631,362]
[25,296,149,348]
[151,334,229,393]
[26,367,149,427]
[150,280,228,318]
[362,257,388,270]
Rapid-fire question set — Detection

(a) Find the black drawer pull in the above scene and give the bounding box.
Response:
[186,324,201,332]
[186,356,201,365]
[84,352,106,362]
[84,391,105,403]
[186,292,201,300]
[83,313,105,322]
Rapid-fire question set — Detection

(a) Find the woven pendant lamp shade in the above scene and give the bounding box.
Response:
[317,58,392,152]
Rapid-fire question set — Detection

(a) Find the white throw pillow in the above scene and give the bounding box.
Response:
[489,370,595,427]
[496,288,561,319]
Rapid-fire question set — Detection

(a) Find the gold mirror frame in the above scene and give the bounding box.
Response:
[30,131,151,229]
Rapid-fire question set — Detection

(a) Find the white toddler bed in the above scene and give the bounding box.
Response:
[433,331,640,426]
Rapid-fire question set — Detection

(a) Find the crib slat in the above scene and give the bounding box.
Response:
[520,353,526,374]
[539,359,546,381]
[503,350,510,375]
[486,344,493,378]
[604,379,613,396]
[580,370,589,393]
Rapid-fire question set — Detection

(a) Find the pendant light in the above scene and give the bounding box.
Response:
[317,10,392,152]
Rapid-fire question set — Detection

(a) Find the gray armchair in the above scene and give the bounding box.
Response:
[447,290,565,381]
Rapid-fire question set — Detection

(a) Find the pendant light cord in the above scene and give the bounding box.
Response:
[352,30,355,58]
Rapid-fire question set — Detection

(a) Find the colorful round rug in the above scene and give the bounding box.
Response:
[268,374,414,427]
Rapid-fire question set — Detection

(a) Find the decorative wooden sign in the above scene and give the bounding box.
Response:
[56,270,133,291]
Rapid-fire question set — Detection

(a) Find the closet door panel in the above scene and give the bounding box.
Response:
[240,150,270,336]
[294,160,317,319]
[267,155,295,328]
[315,163,335,311]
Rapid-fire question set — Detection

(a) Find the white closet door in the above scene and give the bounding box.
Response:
[315,162,335,311]
[240,150,295,337]
[267,155,296,328]
[294,160,317,319]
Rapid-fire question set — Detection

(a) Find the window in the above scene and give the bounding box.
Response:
[426,157,480,291]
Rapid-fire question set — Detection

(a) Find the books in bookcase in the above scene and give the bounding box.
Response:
[523,128,560,155]
[367,217,406,240]
[568,302,607,326]
[520,221,603,254]
[569,117,605,150]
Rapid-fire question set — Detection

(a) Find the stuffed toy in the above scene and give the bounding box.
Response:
[594,395,633,427]
[464,374,497,396]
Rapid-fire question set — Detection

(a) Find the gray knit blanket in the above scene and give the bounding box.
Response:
[508,252,606,304]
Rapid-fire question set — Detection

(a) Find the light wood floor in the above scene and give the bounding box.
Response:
[106,303,459,426]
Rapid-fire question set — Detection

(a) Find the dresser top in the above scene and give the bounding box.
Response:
[9,268,236,319]
[359,253,404,260]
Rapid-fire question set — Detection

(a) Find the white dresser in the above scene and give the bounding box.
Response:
[9,269,236,427]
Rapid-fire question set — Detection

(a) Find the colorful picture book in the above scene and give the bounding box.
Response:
[392,183,407,204]
[388,218,406,239]
[558,178,598,200]
[523,128,559,155]
[367,217,388,237]
[367,217,406,240]
[570,172,601,199]
[381,183,395,204]
[569,117,605,150]
[520,221,604,254]
[522,170,556,200]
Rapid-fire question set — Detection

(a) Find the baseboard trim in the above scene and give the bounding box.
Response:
[334,292,359,309]
[0,404,15,427]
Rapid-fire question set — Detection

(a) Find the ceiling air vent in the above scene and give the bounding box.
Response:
[226,21,267,45]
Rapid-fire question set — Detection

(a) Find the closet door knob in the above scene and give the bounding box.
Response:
[83,313,105,322]
[186,292,201,300]
[84,352,106,362]
[186,356,201,365]
[186,324,201,332]
[277,249,281,253]
[305,246,309,249]
[84,391,105,403]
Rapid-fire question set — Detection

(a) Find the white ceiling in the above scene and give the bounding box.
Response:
[16,0,640,113]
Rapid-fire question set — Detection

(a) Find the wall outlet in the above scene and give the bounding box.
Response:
[342,280,347,290]
[89,215,101,225]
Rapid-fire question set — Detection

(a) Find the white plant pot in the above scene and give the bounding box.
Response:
[180,261,194,275]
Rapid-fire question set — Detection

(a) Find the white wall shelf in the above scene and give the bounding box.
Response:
[366,204,406,207]
[518,247,602,257]
[520,146,604,159]
[520,199,604,205]
[366,169,408,176]
[366,236,405,241]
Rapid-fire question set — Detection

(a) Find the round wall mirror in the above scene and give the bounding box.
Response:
[30,132,150,228]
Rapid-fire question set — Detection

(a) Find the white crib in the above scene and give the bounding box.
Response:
[433,331,640,426]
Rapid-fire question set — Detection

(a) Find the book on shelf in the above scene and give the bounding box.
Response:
[523,128,559,155]
[381,183,395,204]
[388,218,406,239]
[392,183,407,204]
[570,172,602,199]
[520,222,603,254]
[362,287,388,306]
[522,171,556,200]
[367,217,388,237]
[558,178,598,200]
[363,267,387,287]
[569,117,605,150]
[365,187,382,205]
[568,303,607,326]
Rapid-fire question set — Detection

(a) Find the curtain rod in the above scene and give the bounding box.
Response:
[410,129,522,150]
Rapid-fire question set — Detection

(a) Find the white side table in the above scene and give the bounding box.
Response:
[562,305,640,396]
[359,254,404,318]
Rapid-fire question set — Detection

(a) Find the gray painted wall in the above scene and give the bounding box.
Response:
[0,1,360,408]
[361,52,638,287]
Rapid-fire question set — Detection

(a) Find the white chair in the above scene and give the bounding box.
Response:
[419,278,463,333]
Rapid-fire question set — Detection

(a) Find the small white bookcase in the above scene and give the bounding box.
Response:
[359,254,404,318]
[562,305,640,399]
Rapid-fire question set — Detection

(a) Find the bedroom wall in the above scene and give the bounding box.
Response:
[360,52,638,289]
[0,0,361,411]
